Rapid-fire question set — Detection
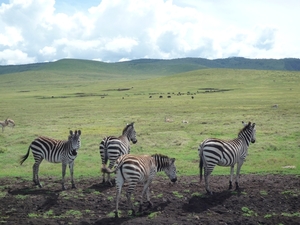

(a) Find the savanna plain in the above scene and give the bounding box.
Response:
[0,59,299,225]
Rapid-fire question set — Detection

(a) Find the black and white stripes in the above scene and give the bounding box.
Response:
[102,153,177,218]
[100,122,137,185]
[198,121,256,194]
[20,130,81,190]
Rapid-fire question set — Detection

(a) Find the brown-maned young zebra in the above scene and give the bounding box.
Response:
[20,130,81,190]
[198,121,256,195]
[0,119,8,132]
[100,122,137,185]
[102,153,177,218]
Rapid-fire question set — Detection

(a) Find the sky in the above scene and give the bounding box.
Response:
[0,0,299,65]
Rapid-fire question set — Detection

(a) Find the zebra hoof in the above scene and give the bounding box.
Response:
[147,201,153,209]
[114,211,119,218]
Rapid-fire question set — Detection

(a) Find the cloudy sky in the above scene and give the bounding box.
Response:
[0,0,299,65]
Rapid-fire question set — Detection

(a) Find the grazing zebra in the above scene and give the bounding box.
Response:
[20,130,81,190]
[6,118,15,128]
[102,153,177,218]
[0,119,8,132]
[100,122,137,185]
[198,121,256,194]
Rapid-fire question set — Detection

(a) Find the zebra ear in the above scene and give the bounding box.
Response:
[78,130,81,135]
[170,158,176,164]
[69,130,73,135]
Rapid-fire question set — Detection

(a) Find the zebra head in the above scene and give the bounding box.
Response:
[241,121,256,144]
[153,154,177,183]
[123,122,137,144]
[69,130,82,150]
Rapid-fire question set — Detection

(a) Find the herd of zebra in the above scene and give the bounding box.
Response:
[18,120,256,217]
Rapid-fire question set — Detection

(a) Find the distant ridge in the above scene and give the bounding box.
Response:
[1,57,300,76]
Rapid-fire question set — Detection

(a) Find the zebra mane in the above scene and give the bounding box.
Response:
[239,122,252,134]
[122,122,134,134]
[151,154,175,171]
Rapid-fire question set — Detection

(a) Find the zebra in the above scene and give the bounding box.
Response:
[0,119,8,132]
[198,121,256,195]
[20,130,81,190]
[6,118,15,128]
[102,153,177,218]
[100,122,137,185]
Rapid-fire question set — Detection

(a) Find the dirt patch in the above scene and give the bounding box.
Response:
[0,174,299,225]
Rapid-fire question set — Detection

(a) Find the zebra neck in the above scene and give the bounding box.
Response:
[238,131,252,146]
[153,157,168,172]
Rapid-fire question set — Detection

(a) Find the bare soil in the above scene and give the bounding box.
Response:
[0,174,299,225]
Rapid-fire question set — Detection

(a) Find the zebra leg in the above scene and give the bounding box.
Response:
[204,168,213,195]
[69,161,76,189]
[126,183,136,215]
[115,171,124,218]
[229,165,234,190]
[146,185,153,209]
[33,160,42,188]
[139,180,152,212]
[61,163,67,190]
[235,162,244,190]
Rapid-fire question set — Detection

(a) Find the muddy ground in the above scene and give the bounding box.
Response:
[0,174,299,225]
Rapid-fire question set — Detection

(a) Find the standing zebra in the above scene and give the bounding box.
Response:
[20,130,81,190]
[100,122,137,185]
[0,119,8,132]
[198,121,256,194]
[102,154,177,218]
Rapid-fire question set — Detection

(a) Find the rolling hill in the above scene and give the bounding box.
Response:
[0,57,300,76]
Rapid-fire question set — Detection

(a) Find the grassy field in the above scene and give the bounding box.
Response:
[0,62,299,183]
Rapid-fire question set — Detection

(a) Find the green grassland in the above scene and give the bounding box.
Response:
[0,60,299,183]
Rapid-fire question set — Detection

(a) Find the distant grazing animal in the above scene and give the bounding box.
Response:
[198,121,256,194]
[272,104,278,108]
[6,118,15,128]
[165,117,173,122]
[182,120,188,124]
[102,154,177,218]
[100,122,137,185]
[0,119,8,132]
[20,130,81,190]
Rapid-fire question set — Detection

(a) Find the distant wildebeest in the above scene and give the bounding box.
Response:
[167,96,171,98]
[159,96,163,98]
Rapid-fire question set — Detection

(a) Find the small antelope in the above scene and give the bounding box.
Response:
[0,119,9,132]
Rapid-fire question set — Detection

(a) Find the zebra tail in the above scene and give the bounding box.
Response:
[101,164,117,174]
[199,156,203,183]
[199,143,204,183]
[20,145,31,165]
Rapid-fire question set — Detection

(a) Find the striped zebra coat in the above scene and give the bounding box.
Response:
[102,154,177,218]
[20,130,81,190]
[0,119,8,132]
[198,121,256,194]
[100,122,137,185]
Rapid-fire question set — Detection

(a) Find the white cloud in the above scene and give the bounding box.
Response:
[0,49,35,65]
[0,0,300,65]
